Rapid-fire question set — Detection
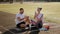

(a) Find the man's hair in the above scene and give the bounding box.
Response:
[20,8,24,10]
[38,8,42,10]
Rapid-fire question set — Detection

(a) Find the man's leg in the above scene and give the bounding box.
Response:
[16,21,26,28]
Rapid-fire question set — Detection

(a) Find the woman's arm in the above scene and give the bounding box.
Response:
[34,12,37,19]
[40,14,44,23]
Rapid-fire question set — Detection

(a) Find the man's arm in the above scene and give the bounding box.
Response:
[17,17,24,21]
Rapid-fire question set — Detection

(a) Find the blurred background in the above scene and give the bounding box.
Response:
[0,0,60,4]
[0,0,60,34]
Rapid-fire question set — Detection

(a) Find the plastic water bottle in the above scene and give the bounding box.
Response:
[39,28,48,31]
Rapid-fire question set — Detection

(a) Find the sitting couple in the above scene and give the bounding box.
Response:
[15,8,44,29]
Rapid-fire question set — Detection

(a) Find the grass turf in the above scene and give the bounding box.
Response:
[0,2,60,28]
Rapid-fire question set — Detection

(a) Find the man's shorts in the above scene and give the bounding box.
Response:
[16,21,25,28]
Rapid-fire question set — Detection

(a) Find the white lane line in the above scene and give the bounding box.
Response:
[50,25,60,29]
[43,23,60,29]
[0,26,15,34]
[47,16,60,20]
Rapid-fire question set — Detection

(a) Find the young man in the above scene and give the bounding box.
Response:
[34,8,44,28]
[15,8,30,28]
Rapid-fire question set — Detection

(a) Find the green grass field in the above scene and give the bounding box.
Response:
[0,2,60,28]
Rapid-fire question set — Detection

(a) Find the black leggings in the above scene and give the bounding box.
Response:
[36,21,43,28]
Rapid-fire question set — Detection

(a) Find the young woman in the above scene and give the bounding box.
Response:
[34,8,44,28]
